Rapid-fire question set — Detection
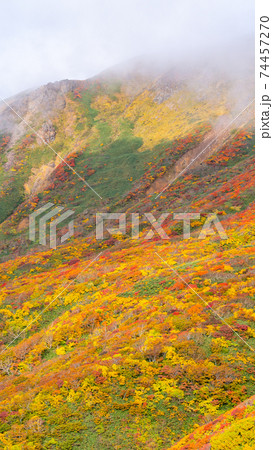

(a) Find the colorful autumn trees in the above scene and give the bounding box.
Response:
[0,191,254,448]
[0,78,254,448]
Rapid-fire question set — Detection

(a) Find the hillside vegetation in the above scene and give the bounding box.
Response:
[0,65,254,449]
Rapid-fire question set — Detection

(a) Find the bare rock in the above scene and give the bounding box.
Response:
[41,120,56,143]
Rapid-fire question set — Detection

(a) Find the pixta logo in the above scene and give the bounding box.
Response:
[96,212,227,240]
[29,203,74,249]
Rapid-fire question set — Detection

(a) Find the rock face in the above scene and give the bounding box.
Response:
[151,72,183,104]
[24,159,58,196]
[41,120,56,143]
[0,79,80,146]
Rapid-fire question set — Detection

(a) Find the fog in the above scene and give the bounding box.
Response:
[0,0,254,99]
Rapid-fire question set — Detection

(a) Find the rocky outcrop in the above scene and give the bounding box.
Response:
[0,79,80,146]
[41,120,56,143]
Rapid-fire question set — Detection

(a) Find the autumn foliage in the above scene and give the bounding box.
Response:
[0,78,254,448]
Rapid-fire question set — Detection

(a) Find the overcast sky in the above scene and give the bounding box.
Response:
[0,0,254,99]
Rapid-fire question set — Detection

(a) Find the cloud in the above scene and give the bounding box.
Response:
[0,0,254,98]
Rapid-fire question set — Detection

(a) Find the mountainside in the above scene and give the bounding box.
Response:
[0,59,253,255]
[170,396,254,449]
[0,59,254,449]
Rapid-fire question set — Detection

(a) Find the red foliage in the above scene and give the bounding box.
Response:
[0,134,10,151]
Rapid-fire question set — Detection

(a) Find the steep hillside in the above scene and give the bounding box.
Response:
[0,62,253,257]
[0,62,254,449]
[170,396,254,449]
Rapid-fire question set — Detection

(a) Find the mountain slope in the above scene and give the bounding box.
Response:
[0,61,253,255]
[0,60,254,449]
[169,396,254,450]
